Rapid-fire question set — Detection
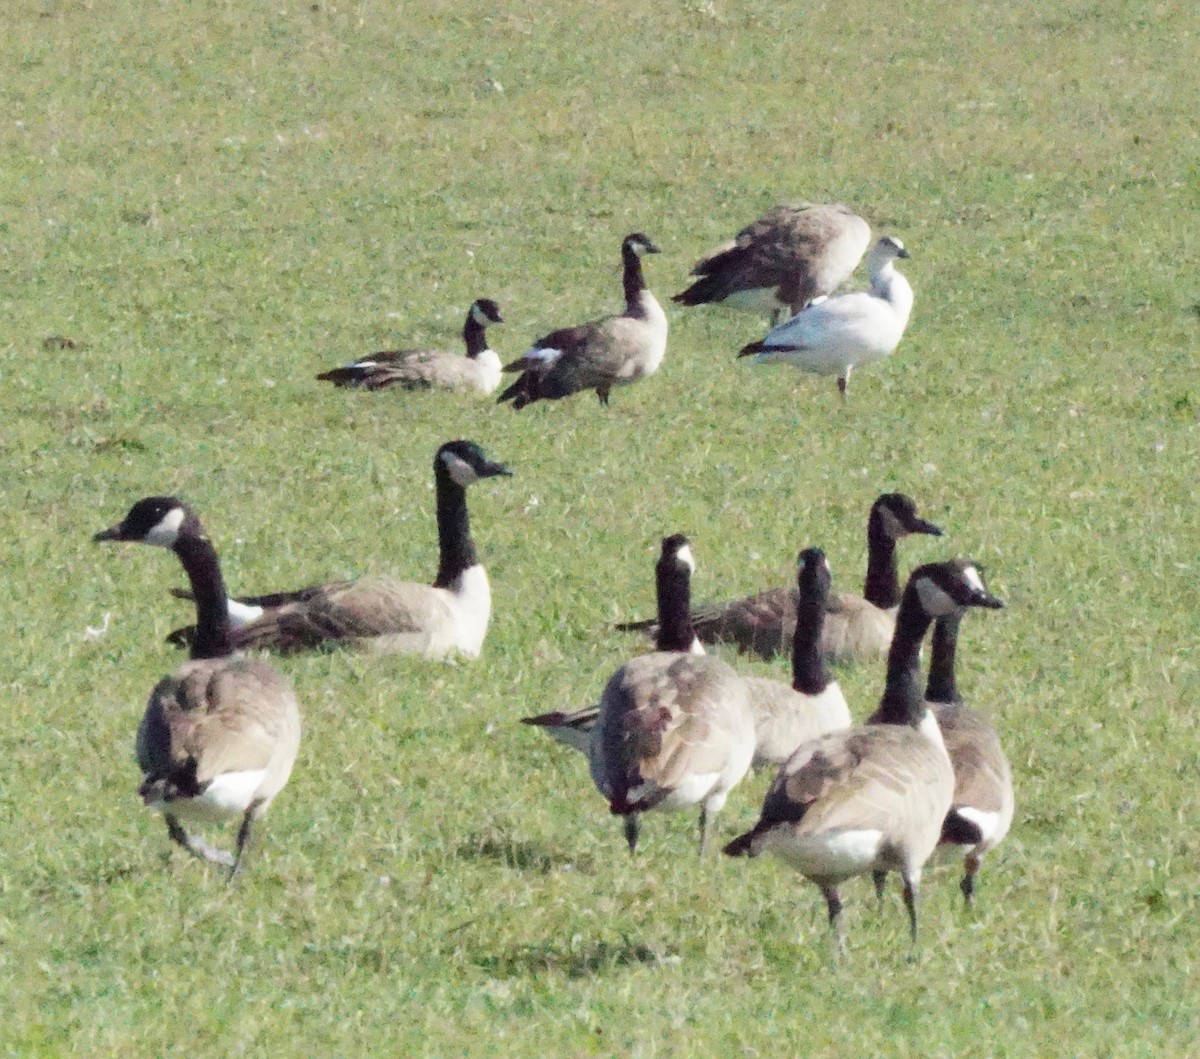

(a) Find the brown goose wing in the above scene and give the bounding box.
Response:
[935,705,1012,815]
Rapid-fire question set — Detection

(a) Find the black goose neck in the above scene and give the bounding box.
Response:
[463,315,489,359]
[791,595,831,695]
[925,613,962,705]
[873,582,935,726]
[863,510,901,608]
[433,472,477,588]
[622,245,649,317]
[654,562,695,653]
[173,535,233,660]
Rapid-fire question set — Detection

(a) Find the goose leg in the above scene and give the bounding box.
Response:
[165,814,235,870]
[837,369,851,399]
[822,886,847,958]
[960,853,982,905]
[901,870,921,948]
[597,387,611,406]
[230,807,258,881]
[872,870,888,911]
[623,813,641,854]
[698,805,712,857]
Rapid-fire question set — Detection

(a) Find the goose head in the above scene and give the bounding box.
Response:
[796,546,833,601]
[94,496,203,550]
[909,560,1004,618]
[436,440,514,488]
[866,236,909,271]
[873,493,943,540]
[623,232,661,257]
[470,298,504,327]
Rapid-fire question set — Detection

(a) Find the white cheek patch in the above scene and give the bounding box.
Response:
[441,452,480,487]
[144,507,185,548]
[915,576,958,617]
[961,565,986,595]
[823,556,832,576]
[675,543,696,574]
[689,636,706,657]
[471,304,491,326]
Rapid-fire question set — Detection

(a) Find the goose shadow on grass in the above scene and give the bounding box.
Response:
[474,938,674,980]
[449,832,597,875]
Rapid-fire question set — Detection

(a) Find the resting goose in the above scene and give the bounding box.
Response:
[923,612,1014,904]
[617,493,942,663]
[740,548,851,769]
[315,298,505,394]
[168,440,512,658]
[527,535,754,855]
[738,236,912,396]
[95,497,302,877]
[497,232,668,409]
[674,203,870,322]
[724,560,1003,954]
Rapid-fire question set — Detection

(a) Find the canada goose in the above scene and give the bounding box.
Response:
[724,560,1003,954]
[315,298,505,394]
[496,233,668,409]
[923,612,1014,904]
[95,497,302,877]
[674,203,870,322]
[617,493,942,663]
[738,236,913,397]
[741,548,851,769]
[168,440,512,657]
[528,535,755,855]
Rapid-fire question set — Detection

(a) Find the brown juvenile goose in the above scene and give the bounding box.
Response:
[497,233,667,409]
[724,560,1003,954]
[617,493,942,663]
[673,203,870,323]
[526,535,754,855]
[95,497,302,877]
[167,440,512,658]
[315,298,505,394]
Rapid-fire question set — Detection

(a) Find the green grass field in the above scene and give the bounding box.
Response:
[2,0,1198,1053]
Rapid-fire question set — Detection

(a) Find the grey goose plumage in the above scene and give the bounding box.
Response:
[674,203,870,322]
[617,493,942,663]
[315,298,505,394]
[167,440,512,658]
[497,233,668,408]
[526,535,754,855]
[95,497,302,877]
[724,560,1003,954]
[740,548,851,769]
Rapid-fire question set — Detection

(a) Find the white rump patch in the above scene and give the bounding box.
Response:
[915,576,958,617]
[147,769,267,821]
[440,451,480,487]
[674,543,696,574]
[226,599,265,628]
[953,806,1003,847]
[764,827,885,879]
[145,506,185,548]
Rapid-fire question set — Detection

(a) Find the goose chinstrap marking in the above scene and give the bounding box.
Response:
[95,497,302,878]
[316,298,505,394]
[738,236,913,397]
[524,534,754,855]
[724,560,1002,956]
[674,202,870,322]
[497,233,668,409]
[167,440,512,658]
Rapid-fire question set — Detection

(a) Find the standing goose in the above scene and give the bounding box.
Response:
[315,298,505,394]
[167,440,512,658]
[527,535,755,855]
[616,493,942,663]
[923,612,1015,904]
[740,548,851,769]
[738,236,913,397]
[95,497,302,877]
[674,203,870,322]
[724,560,1003,954]
[496,233,668,409]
